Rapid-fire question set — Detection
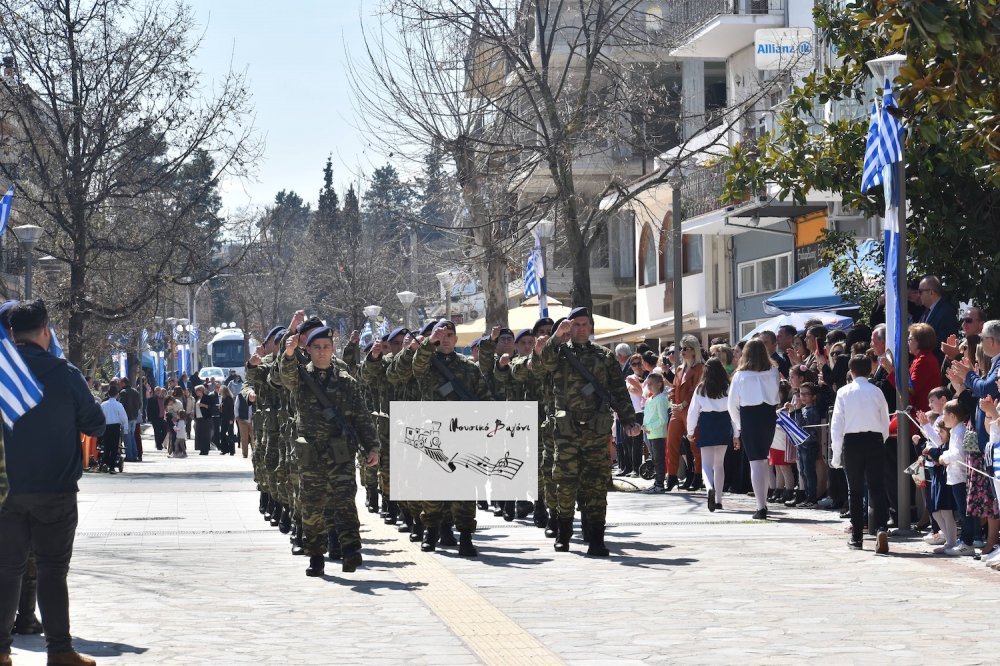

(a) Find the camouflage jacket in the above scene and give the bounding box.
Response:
[360,351,398,436]
[0,428,7,506]
[245,353,281,431]
[536,336,636,431]
[510,351,550,421]
[477,338,514,400]
[386,346,421,400]
[277,353,379,459]
[411,338,491,401]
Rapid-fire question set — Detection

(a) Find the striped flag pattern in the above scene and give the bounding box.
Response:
[48,326,65,359]
[139,328,149,351]
[776,411,809,447]
[0,185,14,236]
[360,321,373,346]
[0,323,44,428]
[523,248,539,297]
[378,318,389,337]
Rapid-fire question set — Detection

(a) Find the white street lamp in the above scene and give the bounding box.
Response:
[13,224,43,299]
[436,269,462,321]
[396,290,417,329]
[363,305,382,320]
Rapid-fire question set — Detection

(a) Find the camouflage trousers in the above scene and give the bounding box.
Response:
[295,437,362,556]
[540,420,556,509]
[273,427,292,506]
[553,427,612,525]
[251,415,265,489]
[377,427,391,497]
[261,421,281,497]
[421,500,476,532]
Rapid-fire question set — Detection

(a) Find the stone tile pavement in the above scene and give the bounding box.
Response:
[7,428,998,665]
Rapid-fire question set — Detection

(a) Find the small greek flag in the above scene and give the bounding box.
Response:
[0,323,44,429]
[360,321,373,346]
[0,185,14,236]
[189,324,199,342]
[48,326,65,359]
[523,248,539,297]
[154,330,164,345]
[776,411,809,447]
[378,318,389,337]
[139,328,149,351]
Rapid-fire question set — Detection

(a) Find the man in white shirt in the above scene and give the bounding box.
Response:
[830,355,891,554]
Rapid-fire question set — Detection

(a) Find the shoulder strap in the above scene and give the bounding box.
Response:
[297,366,359,444]
[429,353,478,401]
[559,344,612,406]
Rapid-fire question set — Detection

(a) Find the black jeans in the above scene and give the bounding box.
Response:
[648,438,666,487]
[0,493,78,655]
[843,433,888,541]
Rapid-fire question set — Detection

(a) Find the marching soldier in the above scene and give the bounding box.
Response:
[534,308,639,556]
[245,326,286,522]
[278,326,380,577]
[410,320,491,557]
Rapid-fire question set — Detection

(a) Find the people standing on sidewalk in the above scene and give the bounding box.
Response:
[118,378,142,463]
[687,358,732,512]
[641,372,669,493]
[235,388,255,458]
[0,299,106,666]
[172,411,189,458]
[728,339,780,521]
[664,335,705,491]
[100,384,129,472]
[193,385,213,456]
[830,354,890,554]
[219,386,236,456]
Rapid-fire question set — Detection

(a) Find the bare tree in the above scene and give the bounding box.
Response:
[0,0,260,364]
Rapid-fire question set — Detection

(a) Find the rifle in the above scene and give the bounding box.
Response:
[297,366,360,448]
[559,345,612,411]
[429,354,479,401]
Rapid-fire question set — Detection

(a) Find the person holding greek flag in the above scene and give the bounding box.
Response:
[0,299,106,666]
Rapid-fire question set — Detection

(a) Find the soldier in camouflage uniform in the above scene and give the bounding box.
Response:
[361,326,410,528]
[386,321,436,542]
[410,320,491,557]
[244,326,286,522]
[278,326,379,577]
[534,308,638,556]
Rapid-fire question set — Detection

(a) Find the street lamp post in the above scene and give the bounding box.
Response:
[13,224,43,299]
[396,291,417,329]
[435,269,461,321]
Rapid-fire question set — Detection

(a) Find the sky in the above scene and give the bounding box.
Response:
[188,0,390,214]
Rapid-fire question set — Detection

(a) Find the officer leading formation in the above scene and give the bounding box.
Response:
[242,307,637,576]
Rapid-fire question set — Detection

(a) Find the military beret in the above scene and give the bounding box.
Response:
[514,329,534,343]
[497,328,514,339]
[568,307,590,321]
[264,326,286,343]
[380,333,389,342]
[0,299,19,328]
[470,336,482,349]
[434,319,456,332]
[552,317,567,330]
[296,316,324,335]
[388,326,409,341]
[531,317,553,335]
[364,341,375,353]
[419,320,438,336]
[305,326,334,346]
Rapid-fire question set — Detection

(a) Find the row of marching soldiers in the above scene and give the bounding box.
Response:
[243,306,639,577]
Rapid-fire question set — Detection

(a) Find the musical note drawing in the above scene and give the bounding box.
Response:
[403,422,524,479]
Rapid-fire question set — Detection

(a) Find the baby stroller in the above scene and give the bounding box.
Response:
[98,423,125,474]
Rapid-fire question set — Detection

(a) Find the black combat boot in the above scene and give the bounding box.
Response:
[291,522,305,556]
[384,501,399,526]
[586,524,610,557]
[421,526,440,552]
[544,513,558,538]
[581,518,592,543]
[327,531,342,561]
[516,501,533,520]
[278,506,292,534]
[263,496,275,521]
[398,507,413,533]
[502,501,515,522]
[492,502,504,517]
[477,501,489,511]
[367,487,380,514]
[409,516,425,542]
[439,521,458,547]
[553,519,573,552]
[533,501,548,528]
[379,493,390,519]
[269,503,282,527]
[342,549,363,573]
[458,530,478,557]
[258,491,268,515]
[305,555,325,577]
[12,573,42,635]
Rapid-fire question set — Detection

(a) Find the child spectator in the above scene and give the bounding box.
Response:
[788,381,822,508]
[172,410,189,459]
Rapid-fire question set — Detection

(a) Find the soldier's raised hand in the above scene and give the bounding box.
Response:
[365,451,380,467]
[499,353,511,368]
[490,325,502,341]
[409,336,421,351]
[555,319,572,341]
[534,335,547,354]
[370,341,384,359]
[429,327,446,345]
[284,334,298,357]
[289,309,306,333]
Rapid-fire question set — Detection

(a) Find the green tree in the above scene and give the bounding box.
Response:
[316,156,341,233]
[724,0,1000,315]
[362,164,415,240]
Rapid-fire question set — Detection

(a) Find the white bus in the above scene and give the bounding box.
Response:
[205,328,251,380]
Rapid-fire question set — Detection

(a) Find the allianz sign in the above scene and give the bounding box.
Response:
[754,28,815,71]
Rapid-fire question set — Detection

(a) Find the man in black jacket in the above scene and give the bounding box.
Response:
[0,300,106,666]
[119,378,142,462]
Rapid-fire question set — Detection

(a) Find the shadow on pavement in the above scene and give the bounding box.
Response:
[104,471,253,482]
[614,555,698,569]
[363,558,416,569]
[12,636,149,657]
[319,576,428,595]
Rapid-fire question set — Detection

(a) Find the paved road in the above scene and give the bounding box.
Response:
[7,428,998,665]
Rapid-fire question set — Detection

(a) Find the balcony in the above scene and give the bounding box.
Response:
[667,0,786,59]
[680,163,750,221]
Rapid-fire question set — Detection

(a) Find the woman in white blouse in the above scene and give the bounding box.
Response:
[728,339,781,520]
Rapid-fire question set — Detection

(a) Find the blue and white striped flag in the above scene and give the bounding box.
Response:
[189,324,199,342]
[378,318,389,337]
[360,321,373,346]
[776,411,810,447]
[0,323,44,429]
[154,329,164,345]
[0,185,14,236]
[48,326,65,359]
[860,102,886,193]
[523,248,539,297]
[139,328,149,351]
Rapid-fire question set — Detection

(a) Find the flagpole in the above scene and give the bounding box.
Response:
[894,154,910,533]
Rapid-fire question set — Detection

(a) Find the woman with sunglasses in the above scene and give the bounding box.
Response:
[623,353,649,477]
[665,335,705,491]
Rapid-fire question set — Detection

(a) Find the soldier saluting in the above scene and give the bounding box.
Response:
[278,326,380,577]
[535,307,639,556]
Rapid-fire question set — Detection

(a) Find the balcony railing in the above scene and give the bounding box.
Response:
[665,0,785,43]
[680,162,751,220]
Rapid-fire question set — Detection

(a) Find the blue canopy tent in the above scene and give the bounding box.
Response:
[764,239,879,314]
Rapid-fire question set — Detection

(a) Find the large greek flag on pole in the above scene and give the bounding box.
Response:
[0,185,14,236]
[0,324,44,429]
[523,247,539,297]
[523,230,548,318]
[861,78,905,371]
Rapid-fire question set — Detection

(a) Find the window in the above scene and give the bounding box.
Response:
[739,319,769,339]
[737,253,792,297]
[660,222,704,282]
[638,225,657,286]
